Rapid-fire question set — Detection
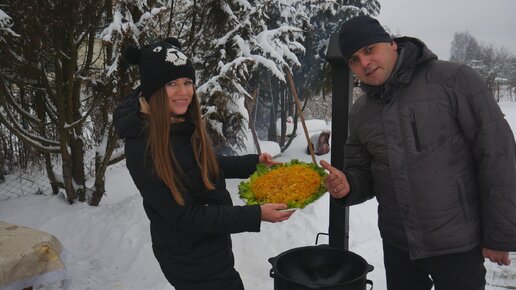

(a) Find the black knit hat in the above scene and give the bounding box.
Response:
[122,37,196,99]
[338,15,393,62]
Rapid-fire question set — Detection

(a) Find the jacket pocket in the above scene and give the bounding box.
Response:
[457,180,471,221]
[410,112,422,152]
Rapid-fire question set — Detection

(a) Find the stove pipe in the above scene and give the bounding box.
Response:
[325,33,353,250]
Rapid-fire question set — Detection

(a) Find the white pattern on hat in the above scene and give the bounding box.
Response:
[166,47,188,66]
[153,46,162,53]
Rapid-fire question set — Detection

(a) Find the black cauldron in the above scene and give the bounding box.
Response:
[269,245,373,290]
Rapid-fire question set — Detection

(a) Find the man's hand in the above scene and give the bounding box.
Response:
[320,160,350,199]
[483,248,511,266]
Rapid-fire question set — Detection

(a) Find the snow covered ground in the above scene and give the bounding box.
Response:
[1,104,516,290]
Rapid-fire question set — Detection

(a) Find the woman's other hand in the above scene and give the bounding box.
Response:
[259,153,281,167]
[260,203,294,223]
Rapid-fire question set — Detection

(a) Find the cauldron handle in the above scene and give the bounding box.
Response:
[366,279,373,290]
[268,257,276,278]
[315,232,329,245]
[367,264,374,272]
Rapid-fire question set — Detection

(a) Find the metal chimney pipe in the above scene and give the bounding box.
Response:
[325,33,353,250]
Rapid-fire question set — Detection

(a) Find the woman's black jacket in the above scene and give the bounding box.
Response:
[113,89,261,283]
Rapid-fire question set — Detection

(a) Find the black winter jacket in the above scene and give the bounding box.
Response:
[113,89,261,286]
[338,37,516,259]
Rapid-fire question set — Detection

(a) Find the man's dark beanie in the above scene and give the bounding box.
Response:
[122,37,196,99]
[338,15,393,61]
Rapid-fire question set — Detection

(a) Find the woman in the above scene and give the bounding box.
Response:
[113,38,293,290]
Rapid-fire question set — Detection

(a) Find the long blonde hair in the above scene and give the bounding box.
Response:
[145,87,219,206]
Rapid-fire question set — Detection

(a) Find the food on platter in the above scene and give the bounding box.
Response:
[238,159,327,209]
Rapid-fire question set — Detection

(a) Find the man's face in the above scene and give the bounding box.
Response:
[347,41,398,86]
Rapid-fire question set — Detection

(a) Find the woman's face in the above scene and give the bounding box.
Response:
[165,77,194,116]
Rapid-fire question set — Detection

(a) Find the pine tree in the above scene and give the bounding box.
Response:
[185,0,308,153]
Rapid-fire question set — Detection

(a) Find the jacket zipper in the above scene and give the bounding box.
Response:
[410,112,422,152]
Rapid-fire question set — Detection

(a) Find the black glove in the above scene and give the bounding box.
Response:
[113,87,145,138]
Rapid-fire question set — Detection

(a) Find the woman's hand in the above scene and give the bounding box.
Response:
[260,203,295,223]
[259,153,281,167]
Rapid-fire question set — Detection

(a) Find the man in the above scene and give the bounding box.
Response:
[320,15,516,290]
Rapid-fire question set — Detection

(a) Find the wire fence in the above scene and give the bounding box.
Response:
[0,150,126,201]
[0,168,52,200]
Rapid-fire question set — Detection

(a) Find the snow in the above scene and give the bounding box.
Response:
[1,105,516,289]
[0,9,20,38]
[276,118,330,136]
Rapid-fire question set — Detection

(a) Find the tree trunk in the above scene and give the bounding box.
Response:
[18,88,29,169]
[34,91,61,195]
[70,138,86,201]
[90,125,119,206]
[44,152,60,195]
[61,158,77,203]
[188,0,197,48]
[54,33,78,203]
[244,88,261,155]
[90,151,106,206]
[279,89,286,147]
[68,32,86,202]
[0,157,4,183]
[282,68,310,154]
[496,83,500,102]
[267,76,277,142]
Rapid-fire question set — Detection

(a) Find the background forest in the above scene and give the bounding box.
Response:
[1,0,515,207]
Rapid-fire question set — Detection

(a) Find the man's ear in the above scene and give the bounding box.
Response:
[391,41,398,51]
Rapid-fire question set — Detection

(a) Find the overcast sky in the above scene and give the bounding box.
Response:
[377,0,516,60]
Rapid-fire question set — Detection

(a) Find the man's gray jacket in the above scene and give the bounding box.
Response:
[338,37,516,259]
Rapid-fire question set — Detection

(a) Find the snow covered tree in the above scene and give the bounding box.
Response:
[187,0,381,152]
[0,0,104,203]
[1,0,187,205]
[0,8,18,183]
[450,31,482,63]
[0,0,140,205]
[450,31,513,101]
[471,44,512,100]
[0,8,18,41]
[90,0,173,205]
[172,0,306,153]
[298,0,380,98]
[274,0,380,151]
[248,0,380,151]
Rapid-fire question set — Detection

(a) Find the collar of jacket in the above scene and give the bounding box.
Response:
[361,37,438,102]
[170,121,196,137]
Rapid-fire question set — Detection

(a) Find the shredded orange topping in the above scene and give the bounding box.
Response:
[250,165,322,204]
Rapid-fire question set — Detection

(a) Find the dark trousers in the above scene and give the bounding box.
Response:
[162,271,244,290]
[169,275,244,290]
[383,242,486,290]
